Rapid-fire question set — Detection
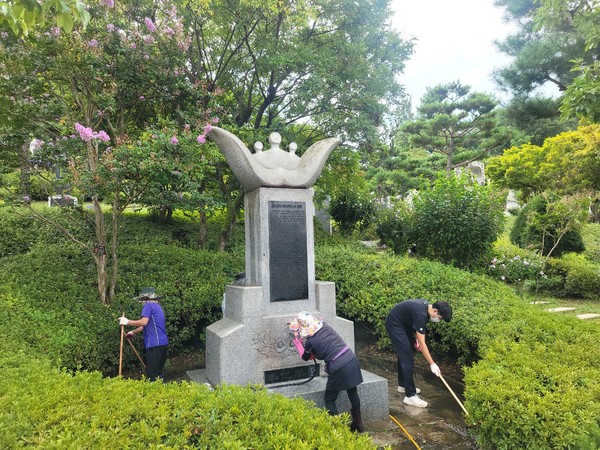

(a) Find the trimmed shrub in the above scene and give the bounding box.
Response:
[465,314,600,449]
[408,174,505,269]
[510,195,585,257]
[544,252,600,299]
[0,339,375,449]
[0,242,244,375]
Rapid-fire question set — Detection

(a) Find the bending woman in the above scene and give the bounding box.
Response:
[289,311,364,432]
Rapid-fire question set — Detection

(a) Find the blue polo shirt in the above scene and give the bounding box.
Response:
[141,302,168,349]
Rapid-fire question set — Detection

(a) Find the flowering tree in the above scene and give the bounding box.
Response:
[0,0,217,304]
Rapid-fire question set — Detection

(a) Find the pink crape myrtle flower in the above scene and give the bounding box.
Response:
[96,130,111,142]
[74,123,110,143]
[75,123,94,142]
[144,17,157,33]
[196,134,206,144]
[170,136,178,145]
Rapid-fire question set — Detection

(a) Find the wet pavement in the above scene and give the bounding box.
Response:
[164,333,479,449]
[356,340,479,450]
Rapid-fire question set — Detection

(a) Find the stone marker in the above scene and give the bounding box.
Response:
[187,127,389,421]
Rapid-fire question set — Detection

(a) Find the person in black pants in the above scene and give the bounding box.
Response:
[289,312,364,432]
[386,299,452,408]
[119,287,169,381]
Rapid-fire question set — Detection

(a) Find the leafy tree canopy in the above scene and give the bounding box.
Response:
[398,81,510,173]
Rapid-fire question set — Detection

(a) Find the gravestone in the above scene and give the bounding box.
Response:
[188,127,388,421]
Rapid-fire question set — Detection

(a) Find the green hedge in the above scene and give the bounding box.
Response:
[0,243,244,374]
[0,338,375,449]
[315,243,600,449]
[543,252,600,299]
[465,313,600,449]
[315,244,523,366]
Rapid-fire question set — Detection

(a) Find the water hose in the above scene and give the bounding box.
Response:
[389,414,423,450]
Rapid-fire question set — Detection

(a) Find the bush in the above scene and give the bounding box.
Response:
[315,243,522,367]
[375,203,412,255]
[465,314,600,449]
[582,223,600,264]
[544,252,600,299]
[315,243,600,448]
[0,242,244,375]
[330,190,377,235]
[0,339,375,449]
[510,195,585,257]
[408,174,505,269]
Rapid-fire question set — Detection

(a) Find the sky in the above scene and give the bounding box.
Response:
[389,0,517,107]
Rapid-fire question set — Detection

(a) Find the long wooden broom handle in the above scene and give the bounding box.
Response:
[118,312,125,376]
[439,373,469,416]
[126,338,146,369]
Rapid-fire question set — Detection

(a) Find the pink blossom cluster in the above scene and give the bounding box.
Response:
[144,18,157,33]
[74,123,111,142]
[196,120,218,144]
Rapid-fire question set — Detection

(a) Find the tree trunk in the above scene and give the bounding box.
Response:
[198,205,207,249]
[217,191,244,252]
[109,190,120,303]
[20,142,31,197]
[92,195,109,305]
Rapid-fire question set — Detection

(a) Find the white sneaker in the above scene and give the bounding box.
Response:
[397,386,421,394]
[403,395,428,408]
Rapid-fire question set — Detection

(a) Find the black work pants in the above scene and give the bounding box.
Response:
[324,386,360,415]
[385,321,417,396]
[145,345,168,382]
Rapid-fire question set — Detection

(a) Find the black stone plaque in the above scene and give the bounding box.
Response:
[264,364,320,385]
[268,201,308,301]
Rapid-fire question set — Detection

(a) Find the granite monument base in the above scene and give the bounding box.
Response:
[186,368,389,422]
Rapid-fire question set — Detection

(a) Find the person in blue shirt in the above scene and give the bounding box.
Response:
[119,287,169,381]
[386,299,452,408]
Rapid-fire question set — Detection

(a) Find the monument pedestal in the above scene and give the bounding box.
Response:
[187,368,388,422]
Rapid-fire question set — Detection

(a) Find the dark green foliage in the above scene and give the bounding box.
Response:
[464,314,600,449]
[510,195,585,256]
[316,243,600,449]
[0,206,94,256]
[375,204,412,255]
[315,243,522,367]
[329,190,377,235]
[409,175,505,269]
[0,242,244,374]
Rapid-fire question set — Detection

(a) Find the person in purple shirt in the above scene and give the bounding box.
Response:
[119,287,169,381]
[289,312,364,432]
[386,299,452,408]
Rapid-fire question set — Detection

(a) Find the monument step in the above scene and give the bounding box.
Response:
[187,368,388,422]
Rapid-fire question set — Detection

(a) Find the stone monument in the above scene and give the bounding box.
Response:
[187,127,388,422]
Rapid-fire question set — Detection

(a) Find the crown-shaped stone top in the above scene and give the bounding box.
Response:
[253,132,300,170]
